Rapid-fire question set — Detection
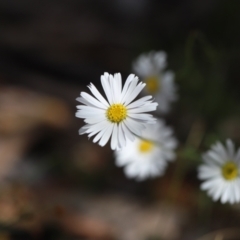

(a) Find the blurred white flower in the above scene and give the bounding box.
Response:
[198,139,240,204]
[133,51,177,114]
[76,72,158,150]
[115,119,178,181]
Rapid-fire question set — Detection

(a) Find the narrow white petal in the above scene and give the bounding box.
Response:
[111,124,118,150]
[201,178,222,191]
[235,149,240,161]
[76,110,104,119]
[198,166,221,180]
[76,97,95,107]
[207,151,225,164]
[229,183,236,204]
[101,73,113,104]
[128,113,155,122]
[93,128,106,143]
[109,74,117,103]
[124,163,139,179]
[118,123,126,148]
[76,97,94,107]
[81,92,106,109]
[215,142,228,160]
[233,180,240,202]
[79,126,89,135]
[124,82,146,106]
[122,78,138,104]
[85,121,108,135]
[221,184,231,204]
[212,182,225,201]
[127,96,153,109]
[122,122,135,141]
[128,103,158,113]
[120,74,135,102]
[124,118,144,137]
[88,83,109,107]
[113,73,122,102]
[99,123,114,147]
[226,139,235,159]
[76,105,106,111]
[84,116,106,124]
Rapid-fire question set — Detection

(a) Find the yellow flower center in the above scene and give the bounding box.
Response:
[106,104,127,123]
[222,161,238,180]
[139,140,154,153]
[145,76,160,94]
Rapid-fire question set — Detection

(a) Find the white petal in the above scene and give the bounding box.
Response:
[226,139,235,159]
[84,116,106,124]
[109,74,117,103]
[93,128,107,143]
[88,83,109,107]
[85,121,108,135]
[120,74,135,102]
[111,124,118,150]
[235,148,240,161]
[81,92,106,109]
[113,73,122,102]
[115,123,124,149]
[214,142,228,160]
[124,163,139,179]
[79,126,89,135]
[201,178,222,191]
[76,97,95,107]
[121,122,135,141]
[221,184,231,204]
[128,103,158,113]
[122,78,138,104]
[127,113,155,122]
[101,73,113,104]
[127,96,153,109]
[211,182,225,201]
[76,109,105,119]
[124,118,144,137]
[99,123,114,147]
[233,180,240,202]
[76,105,106,111]
[124,82,146,106]
[229,182,236,204]
[206,150,225,164]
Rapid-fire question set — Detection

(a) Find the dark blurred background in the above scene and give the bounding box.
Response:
[1,0,240,239]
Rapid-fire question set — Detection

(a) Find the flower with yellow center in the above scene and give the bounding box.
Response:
[198,139,240,204]
[144,76,160,94]
[106,104,127,123]
[222,161,238,180]
[132,50,178,114]
[115,119,178,181]
[138,140,154,153]
[76,72,158,150]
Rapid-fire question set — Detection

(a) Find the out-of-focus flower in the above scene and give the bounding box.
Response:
[115,119,177,181]
[76,72,158,150]
[198,139,240,204]
[133,51,177,114]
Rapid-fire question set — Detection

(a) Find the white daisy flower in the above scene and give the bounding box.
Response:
[133,51,177,114]
[198,139,240,204]
[115,119,178,181]
[76,72,158,150]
